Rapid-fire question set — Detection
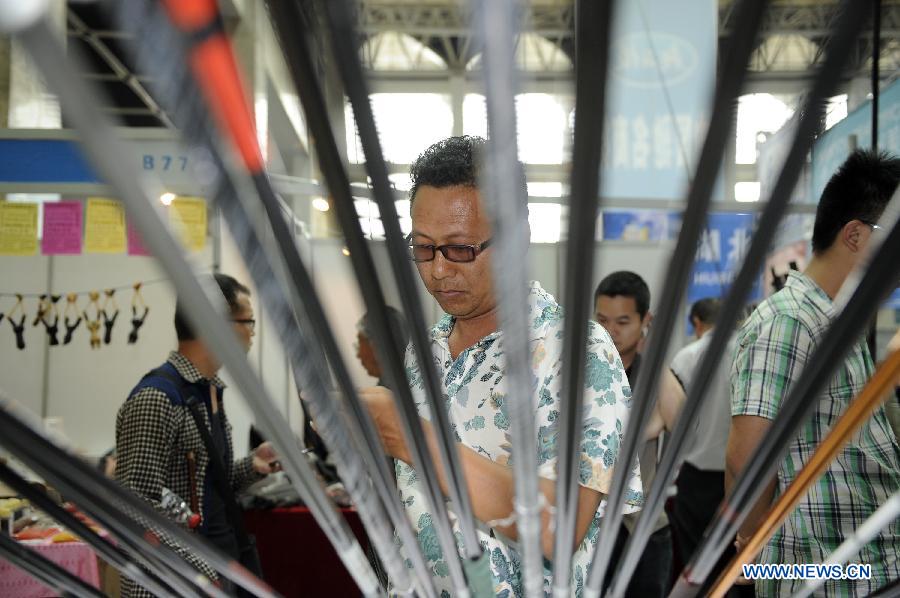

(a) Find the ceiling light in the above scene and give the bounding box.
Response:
[312,197,330,212]
[159,192,176,206]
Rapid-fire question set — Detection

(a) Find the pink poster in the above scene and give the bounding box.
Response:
[127,218,151,256]
[41,201,83,255]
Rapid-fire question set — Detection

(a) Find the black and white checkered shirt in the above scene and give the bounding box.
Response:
[115,351,261,597]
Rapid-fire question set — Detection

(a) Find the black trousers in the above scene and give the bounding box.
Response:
[607,523,673,598]
[668,462,755,597]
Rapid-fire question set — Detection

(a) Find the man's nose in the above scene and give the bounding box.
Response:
[431,251,453,279]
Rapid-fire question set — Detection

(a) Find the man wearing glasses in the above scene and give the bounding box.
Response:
[361,136,642,597]
[115,273,279,598]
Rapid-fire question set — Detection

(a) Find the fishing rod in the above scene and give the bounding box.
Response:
[263,0,478,594]
[586,0,770,594]
[109,0,425,593]
[131,0,437,592]
[0,462,181,598]
[0,531,106,598]
[2,3,373,594]
[551,1,616,595]
[623,4,875,591]
[796,490,900,598]
[319,1,494,592]
[707,347,900,597]
[669,191,900,597]
[0,396,237,598]
[471,1,543,595]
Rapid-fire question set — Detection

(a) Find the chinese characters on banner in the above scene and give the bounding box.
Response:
[686,212,762,334]
[42,201,83,255]
[602,0,718,200]
[168,197,207,252]
[0,202,38,255]
[84,198,126,254]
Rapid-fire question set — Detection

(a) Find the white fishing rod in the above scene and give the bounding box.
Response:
[472,1,544,596]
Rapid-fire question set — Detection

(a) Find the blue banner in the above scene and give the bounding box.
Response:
[686,212,762,333]
[601,0,718,200]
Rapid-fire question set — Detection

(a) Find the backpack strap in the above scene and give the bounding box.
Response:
[128,362,192,407]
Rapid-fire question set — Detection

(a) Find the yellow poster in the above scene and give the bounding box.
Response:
[84,198,126,254]
[0,202,38,255]
[169,197,207,252]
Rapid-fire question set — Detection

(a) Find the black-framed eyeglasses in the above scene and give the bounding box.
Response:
[407,238,493,263]
[231,318,256,330]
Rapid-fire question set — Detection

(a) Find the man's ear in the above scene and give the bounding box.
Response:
[840,220,868,253]
[642,312,653,336]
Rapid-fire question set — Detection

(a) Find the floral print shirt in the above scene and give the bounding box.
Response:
[396,281,643,597]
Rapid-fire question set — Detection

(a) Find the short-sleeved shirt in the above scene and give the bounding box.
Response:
[731,271,900,597]
[670,331,734,472]
[396,281,643,597]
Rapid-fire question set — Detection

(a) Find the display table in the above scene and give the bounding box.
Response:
[0,540,100,598]
[243,506,372,597]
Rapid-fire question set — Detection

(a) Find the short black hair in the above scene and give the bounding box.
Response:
[358,306,410,348]
[175,273,250,341]
[408,135,528,213]
[811,149,900,254]
[594,271,651,319]
[689,297,720,326]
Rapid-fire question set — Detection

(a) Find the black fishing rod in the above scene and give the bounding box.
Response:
[599,0,770,594]
[551,0,616,595]
[113,0,429,592]
[582,0,769,591]
[612,1,872,595]
[669,195,900,597]
[319,2,492,591]
[0,397,233,598]
[0,462,181,598]
[0,531,106,598]
[264,0,475,594]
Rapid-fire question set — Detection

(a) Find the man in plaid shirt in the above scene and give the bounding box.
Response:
[115,273,279,597]
[728,149,900,597]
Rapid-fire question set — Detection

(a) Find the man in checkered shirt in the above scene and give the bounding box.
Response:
[115,273,279,597]
[728,149,900,597]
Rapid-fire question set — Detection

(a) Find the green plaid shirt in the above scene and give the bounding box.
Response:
[732,271,900,597]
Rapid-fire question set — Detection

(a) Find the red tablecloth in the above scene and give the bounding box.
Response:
[0,540,100,598]
[243,507,371,597]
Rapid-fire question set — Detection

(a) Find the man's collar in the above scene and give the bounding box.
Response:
[167,351,227,388]
[785,271,834,315]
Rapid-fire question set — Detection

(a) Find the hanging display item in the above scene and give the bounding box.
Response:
[0,278,164,349]
[83,292,102,350]
[7,295,26,350]
[63,294,82,345]
[127,283,149,344]
[32,294,50,327]
[101,289,119,345]
[40,295,62,346]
